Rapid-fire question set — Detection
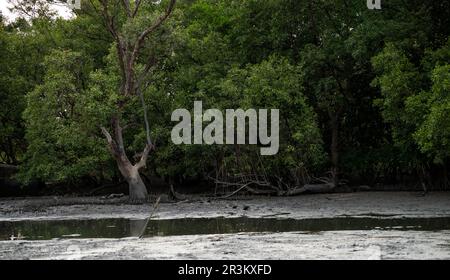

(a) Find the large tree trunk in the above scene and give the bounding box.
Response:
[116,158,149,202]
[101,119,150,203]
[127,166,148,201]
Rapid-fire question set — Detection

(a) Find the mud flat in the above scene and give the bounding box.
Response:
[1,192,450,221]
[0,230,450,260]
[0,192,449,259]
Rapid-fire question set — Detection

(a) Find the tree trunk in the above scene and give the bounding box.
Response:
[127,166,148,202]
[330,113,339,187]
[95,0,176,202]
[101,121,150,203]
[114,151,149,203]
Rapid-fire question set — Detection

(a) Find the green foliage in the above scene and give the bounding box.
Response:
[372,38,450,167]
[415,64,450,162]
[2,0,450,189]
[18,50,112,183]
[0,26,26,164]
[220,56,325,176]
[0,17,53,164]
[371,44,423,149]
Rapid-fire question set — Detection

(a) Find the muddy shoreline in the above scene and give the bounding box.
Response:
[1,191,449,221]
[1,192,450,260]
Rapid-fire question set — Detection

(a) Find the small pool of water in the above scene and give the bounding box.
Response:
[1,217,450,241]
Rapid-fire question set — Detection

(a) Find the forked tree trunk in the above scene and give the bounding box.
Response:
[101,119,150,203]
[117,159,149,202]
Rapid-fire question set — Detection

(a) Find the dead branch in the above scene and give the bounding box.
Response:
[138,196,161,238]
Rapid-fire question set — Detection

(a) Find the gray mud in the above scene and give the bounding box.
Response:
[0,192,449,259]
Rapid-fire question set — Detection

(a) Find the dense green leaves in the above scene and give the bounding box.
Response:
[372,38,450,167]
[19,50,111,183]
[1,0,449,189]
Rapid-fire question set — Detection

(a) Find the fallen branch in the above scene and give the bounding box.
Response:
[138,196,161,239]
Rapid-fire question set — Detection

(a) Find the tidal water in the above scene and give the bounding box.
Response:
[2,216,450,241]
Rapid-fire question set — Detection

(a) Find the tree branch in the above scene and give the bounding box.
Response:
[121,0,132,17]
[100,126,121,158]
[99,0,118,39]
[98,0,127,91]
[112,117,125,153]
[132,0,142,17]
[130,0,176,65]
[137,86,153,147]
[135,144,152,170]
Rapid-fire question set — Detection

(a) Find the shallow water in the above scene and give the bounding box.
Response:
[1,216,450,241]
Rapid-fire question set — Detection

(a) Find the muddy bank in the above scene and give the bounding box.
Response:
[0,192,450,260]
[1,230,449,260]
[0,192,450,221]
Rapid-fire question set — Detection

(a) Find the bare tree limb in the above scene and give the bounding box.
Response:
[135,144,152,170]
[98,0,127,92]
[137,86,153,147]
[112,117,125,153]
[130,0,176,66]
[132,0,143,17]
[100,126,121,158]
[121,0,132,17]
